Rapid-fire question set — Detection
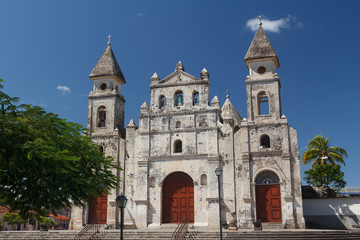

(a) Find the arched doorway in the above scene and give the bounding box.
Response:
[162,172,194,223]
[88,194,108,224]
[255,171,282,223]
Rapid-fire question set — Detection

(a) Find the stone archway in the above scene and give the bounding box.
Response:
[162,172,194,223]
[255,171,282,223]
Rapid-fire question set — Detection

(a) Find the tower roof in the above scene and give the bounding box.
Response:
[244,25,279,68]
[221,95,242,125]
[89,44,126,84]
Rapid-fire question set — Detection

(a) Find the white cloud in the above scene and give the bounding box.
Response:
[135,12,146,19]
[245,15,302,33]
[57,85,71,95]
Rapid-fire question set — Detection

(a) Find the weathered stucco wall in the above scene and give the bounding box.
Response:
[303,198,360,229]
[72,26,306,230]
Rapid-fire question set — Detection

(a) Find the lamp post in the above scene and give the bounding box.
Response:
[116,194,127,240]
[215,167,223,240]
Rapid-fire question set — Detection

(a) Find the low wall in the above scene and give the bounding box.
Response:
[303,197,360,229]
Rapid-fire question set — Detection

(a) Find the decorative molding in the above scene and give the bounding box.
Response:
[137,161,148,167]
[151,80,209,89]
[206,198,221,203]
[243,197,252,203]
[109,200,117,206]
[139,108,219,119]
[250,150,282,157]
[149,154,207,161]
[284,195,294,202]
[139,126,219,135]
[207,155,221,163]
[134,200,148,205]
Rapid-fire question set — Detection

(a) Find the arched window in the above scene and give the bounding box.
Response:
[260,134,270,149]
[257,66,266,74]
[255,171,280,184]
[98,145,104,152]
[193,91,199,105]
[97,106,106,127]
[176,121,181,128]
[100,83,107,90]
[175,91,183,106]
[174,140,182,153]
[159,95,166,108]
[200,174,207,185]
[149,176,155,188]
[257,91,269,115]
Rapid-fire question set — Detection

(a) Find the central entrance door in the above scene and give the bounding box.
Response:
[255,171,282,223]
[88,194,108,224]
[255,184,282,222]
[162,172,194,223]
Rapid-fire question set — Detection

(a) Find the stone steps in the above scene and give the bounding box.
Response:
[1,229,360,240]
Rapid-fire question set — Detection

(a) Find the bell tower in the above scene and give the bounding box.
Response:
[88,35,126,134]
[244,18,282,123]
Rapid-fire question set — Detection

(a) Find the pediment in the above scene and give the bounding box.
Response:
[156,70,202,86]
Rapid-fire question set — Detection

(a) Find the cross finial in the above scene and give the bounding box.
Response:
[107,34,112,46]
[258,15,263,27]
[226,90,229,99]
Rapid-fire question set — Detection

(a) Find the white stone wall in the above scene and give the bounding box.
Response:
[303,198,360,229]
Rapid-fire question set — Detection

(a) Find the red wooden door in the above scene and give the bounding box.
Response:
[88,194,108,224]
[163,172,194,223]
[255,184,282,222]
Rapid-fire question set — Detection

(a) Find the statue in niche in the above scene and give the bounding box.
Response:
[98,111,106,127]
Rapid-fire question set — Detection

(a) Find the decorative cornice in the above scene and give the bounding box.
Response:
[148,154,207,161]
[151,80,209,89]
[137,161,148,167]
[138,126,219,136]
[139,108,219,118]
[243,197,252,203]
[250,150,282,157]
[284,196,294,202]
[89,92,126,102]
[134,200,148,205]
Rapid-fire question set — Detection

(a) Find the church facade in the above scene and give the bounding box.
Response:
[70,23,305,230]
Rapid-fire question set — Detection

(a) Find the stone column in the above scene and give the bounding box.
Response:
[241,154,253,229]
[282,153,295,228]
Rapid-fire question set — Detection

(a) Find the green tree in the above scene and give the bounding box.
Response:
[38,217,57,230]
[302,135,347,169]
[2,213,27,230]
[0,80,120,219]
[304,164,346,197]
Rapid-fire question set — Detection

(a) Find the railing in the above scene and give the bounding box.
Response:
[171,218,190,240]
[74,222,101,240]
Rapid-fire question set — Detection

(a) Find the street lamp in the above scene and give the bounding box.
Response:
[215,167,223,240]
[116,194,127,240]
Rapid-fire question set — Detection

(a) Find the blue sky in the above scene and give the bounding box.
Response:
[1,0,359,186]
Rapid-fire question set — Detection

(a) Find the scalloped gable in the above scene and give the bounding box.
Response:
[157,70,201,85]
[150,62,209,87]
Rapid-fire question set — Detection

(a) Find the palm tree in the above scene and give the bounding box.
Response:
[302,135,347,168]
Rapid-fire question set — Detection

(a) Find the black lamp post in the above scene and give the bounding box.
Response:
[215,167,223,240]
[116,194,127,240]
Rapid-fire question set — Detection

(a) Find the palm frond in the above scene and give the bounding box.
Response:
[328,146,348,158]
[328,151,346,165]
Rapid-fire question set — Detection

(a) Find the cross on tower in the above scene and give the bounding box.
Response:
[258,15,263,26]
[107,34,112,46]
[226,89,229,98]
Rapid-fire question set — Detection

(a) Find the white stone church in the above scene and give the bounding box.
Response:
[71,23,305,230]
